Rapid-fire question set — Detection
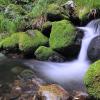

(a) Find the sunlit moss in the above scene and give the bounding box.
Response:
[50,20,75,51]
[84,60,100,99]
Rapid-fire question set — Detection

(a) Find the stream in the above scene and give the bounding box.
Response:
[0,19,100,92]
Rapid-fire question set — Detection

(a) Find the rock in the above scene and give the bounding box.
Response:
[87,36,100,62]
[47,4,65,21]
[0,30,48,56]
[73,91,89,100]
[37,84,70,100]
[84,60,100,99]
[41,21,52,37]
[35,46,66,62]
[12,0,30,4]
[49,20,79,59]
[61,0,80,26]
[11,66,24,74]
[81,8,100,25]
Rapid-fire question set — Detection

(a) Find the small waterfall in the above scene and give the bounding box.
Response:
[24,19,100,90]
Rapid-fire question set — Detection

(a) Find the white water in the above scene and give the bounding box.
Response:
[24,19,100,90]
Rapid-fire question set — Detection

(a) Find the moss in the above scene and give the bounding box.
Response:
[42,21,52,30]
[0,30,48,52]
[49,20,75,50]
[84,60,100,99]
[19,30,48,52]
[47,4,60,15]
[0,33,19,48]
[78,7,90,19]
[35,46,55,60]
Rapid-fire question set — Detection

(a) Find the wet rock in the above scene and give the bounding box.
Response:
[38,84,70,100]
[73,91,89,100]
[35,46,66,62]
[87,36,100,62]
[82,8,100,25]
[11,66,24,74]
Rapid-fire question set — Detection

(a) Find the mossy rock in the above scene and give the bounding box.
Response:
[49,20,76,51]
[0,30,48,52]
[0,33,19,48]
[19,30,48,52]
[35,46,66,62]
[47,4,64,21]
[84,60,100,99]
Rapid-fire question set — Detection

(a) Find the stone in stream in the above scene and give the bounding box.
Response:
[35,84,70,100]
[87,36,100,62]
[72,91,89,100]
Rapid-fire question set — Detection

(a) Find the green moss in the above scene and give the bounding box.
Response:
[47,4,60,14]
[0,33,19,48]
[19,30,48,51]
[84,60,100,99]
[78,7,90,19]
[49,20,75,50]
[35,46,55,60]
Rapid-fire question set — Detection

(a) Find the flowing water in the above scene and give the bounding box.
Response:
[0,19,100,91]
[24,19,100,91]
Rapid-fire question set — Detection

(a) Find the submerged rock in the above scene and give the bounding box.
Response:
[35,46,66,62]
[38,84,70,100]
[87,36,100,62]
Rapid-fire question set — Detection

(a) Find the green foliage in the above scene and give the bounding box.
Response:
[5,4,26,19]
[35,46,55,60]
[76,0,100,9]
[49,20,75,50]
[76,0,100,19]
[31,0,48,17]
[0,0,11,5]
[0,18,17,33]
[84,60,100,99]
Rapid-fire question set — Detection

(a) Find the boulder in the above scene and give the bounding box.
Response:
[84,60,100,99]
[49,20,79,59]
[47,4,65,21]
[0,30,48,56]
[35,46,66,62]
[41,21,52,37]
[87,36,100,62]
